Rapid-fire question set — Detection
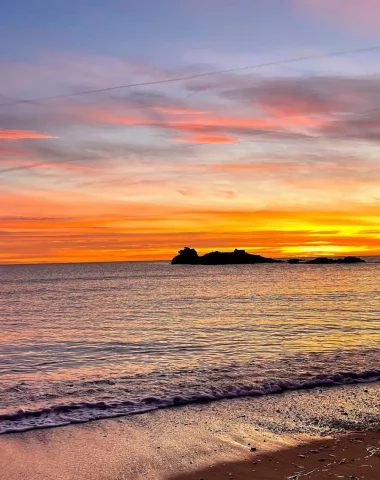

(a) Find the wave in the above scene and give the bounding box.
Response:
[1,369,379,435]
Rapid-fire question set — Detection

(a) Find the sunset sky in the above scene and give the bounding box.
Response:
[2,0,380,263]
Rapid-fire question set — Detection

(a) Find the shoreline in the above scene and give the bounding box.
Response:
[0,382,379,479]
[2,368,379,435]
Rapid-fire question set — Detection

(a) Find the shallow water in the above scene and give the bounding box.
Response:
[0,260,379,433]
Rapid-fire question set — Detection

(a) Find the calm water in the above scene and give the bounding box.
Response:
[0,260,379,433]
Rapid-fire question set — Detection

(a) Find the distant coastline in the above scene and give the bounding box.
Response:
[171,247,365,265]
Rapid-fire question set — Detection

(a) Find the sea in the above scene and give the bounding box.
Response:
[0,259,379,434]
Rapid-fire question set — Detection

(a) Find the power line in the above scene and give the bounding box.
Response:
[1,45,380,107]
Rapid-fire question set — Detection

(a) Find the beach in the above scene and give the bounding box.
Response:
[173,432,380,480]
[1,382,379,480]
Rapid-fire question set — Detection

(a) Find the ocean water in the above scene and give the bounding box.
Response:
[0,260,379,434]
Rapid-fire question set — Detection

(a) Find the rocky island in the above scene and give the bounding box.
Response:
[171,247,281,265]
[304,256,365,264]
[171,247,365,265]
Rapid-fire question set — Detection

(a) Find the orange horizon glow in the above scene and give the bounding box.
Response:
[1,245,379,265]
[1,194,380,264]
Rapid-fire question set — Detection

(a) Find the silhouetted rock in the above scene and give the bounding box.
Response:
[306,256,365,264]
[171,247,281,265]
[306,257,336,264]
[171,249,365,265]
[171,247,200,265]
[337,256,365,264]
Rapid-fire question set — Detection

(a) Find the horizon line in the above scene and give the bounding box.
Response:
[0,253,377,267]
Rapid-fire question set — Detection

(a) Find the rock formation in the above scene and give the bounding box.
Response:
[171,248,365,265]
[171,248,281,265]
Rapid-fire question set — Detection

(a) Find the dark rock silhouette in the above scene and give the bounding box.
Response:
[171,248,365,265]
[171,247,281,265]
[338,256,365,264]
[306,256,365,264]
[306,257,335,264]
[171,247,200,264]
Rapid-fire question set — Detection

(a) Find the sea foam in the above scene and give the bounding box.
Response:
[1,369,379,434]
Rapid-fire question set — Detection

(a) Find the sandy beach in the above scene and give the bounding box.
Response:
[1,382,379,480]
[172,432,380,480]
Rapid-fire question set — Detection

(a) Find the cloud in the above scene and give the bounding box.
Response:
[296,0,380,34]
[0,159,102,172]
[177,188,196,197]
[0,129,56,140]
[4,51,380,153]
[176,135,238,143]
[153,107,208,115]
[0,144,32,157]
[199,162,377,171]
[320,110,380,142]
[227,78,342,116]
[0,52,205,100]
[77,106,327,142]
[215,190,237,199]
[143,161,380,172]
[54,73,380,147]
[224,75,380,113]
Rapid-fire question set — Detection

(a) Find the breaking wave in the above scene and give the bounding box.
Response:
[1,369,379,434]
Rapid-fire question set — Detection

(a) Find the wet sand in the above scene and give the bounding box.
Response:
[172,432,380,480]
[0,383,379,480]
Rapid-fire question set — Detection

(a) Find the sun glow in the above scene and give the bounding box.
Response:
[283,245,371,257]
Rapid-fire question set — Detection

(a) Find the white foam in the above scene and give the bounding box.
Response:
[1,369,379,435]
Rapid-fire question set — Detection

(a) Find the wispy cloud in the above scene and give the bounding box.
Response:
[0,144,32,157]
[0,129,56,140]
[176,135,238,143]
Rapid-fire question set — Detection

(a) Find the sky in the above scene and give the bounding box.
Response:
[1,0,380,263]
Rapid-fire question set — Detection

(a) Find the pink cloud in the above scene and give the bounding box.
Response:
[176,135,238,144]
[296,0,380,33]
[153,107,208,115]
[0,144,32,157]
[152,163,378,171]
[0,159,102,172]
[0,129,56,140]
[78,105,326,141]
